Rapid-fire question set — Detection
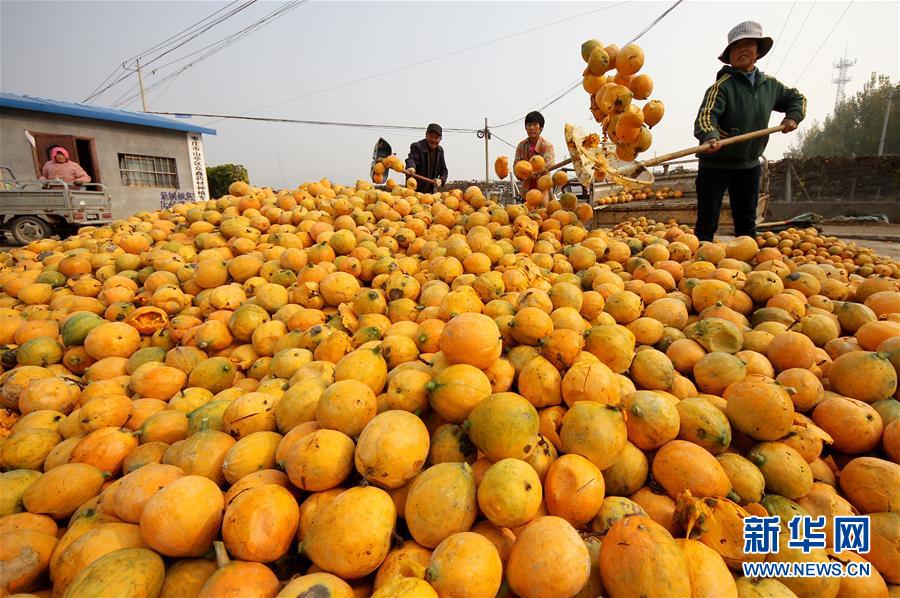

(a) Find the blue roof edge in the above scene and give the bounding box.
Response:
[0,92,216,136]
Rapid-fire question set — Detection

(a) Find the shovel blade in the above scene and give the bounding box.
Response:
[370,138,393,180]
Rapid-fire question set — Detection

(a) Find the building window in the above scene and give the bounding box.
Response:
[118,154,178,188]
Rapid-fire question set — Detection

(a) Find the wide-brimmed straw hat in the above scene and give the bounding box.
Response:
[718,21,774,63]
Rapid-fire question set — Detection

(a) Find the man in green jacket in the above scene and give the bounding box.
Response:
[693,21,806,241]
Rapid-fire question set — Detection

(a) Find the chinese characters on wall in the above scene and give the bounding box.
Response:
[187,133,209,202]
[159,190,195,210]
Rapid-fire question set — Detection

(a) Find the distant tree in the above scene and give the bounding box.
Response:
[788,73,898,158]
[206,164,249,198]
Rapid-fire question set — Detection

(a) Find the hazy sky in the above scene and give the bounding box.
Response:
[2,0,897,189]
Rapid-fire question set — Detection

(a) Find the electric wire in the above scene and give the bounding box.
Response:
[83,1,257,103]
[84,1,254,102]
[490,132,518,150]
[147,0,681,143]
[490,0,685,129]
[793,0,854,85]
[113,1,306,109]
[108,79,143,109]
[773,1,817,78]
[200,1,632,126]
[146,74,181,110]
[136,1,258,69]
[123,0,245,63]
[146,112,481,133]
[116,1,304,107]
[761,0,797,69]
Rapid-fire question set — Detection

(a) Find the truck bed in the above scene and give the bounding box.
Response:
[0,187,108,208]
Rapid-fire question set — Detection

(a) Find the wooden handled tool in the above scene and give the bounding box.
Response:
[404,170,438,186]
[621,125,786,176]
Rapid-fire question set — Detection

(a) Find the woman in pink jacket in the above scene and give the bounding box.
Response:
[40,147,91,185]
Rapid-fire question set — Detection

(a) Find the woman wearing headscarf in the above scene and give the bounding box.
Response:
[40,146,91,186]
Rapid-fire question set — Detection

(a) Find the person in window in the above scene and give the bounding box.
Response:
[40,147,91,186]
[514,111,555,196]
[693,21,805,241]
[405,123,448,194]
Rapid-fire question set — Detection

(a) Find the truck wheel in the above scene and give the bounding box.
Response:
[10,216,52,245]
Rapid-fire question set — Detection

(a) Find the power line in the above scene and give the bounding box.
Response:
[115,1,303,107]
[109,79,143,108]
[84,2,254,103]
[83,1,257,103]
[137,1,259,70]
[85,2,251,102]
[492,81,583,130]
[146,75,181,111]
[773,1,817,78]
[491,0,685,129]
[200,1,632,126]
[113,1,306,109]
[794,0,854,85]
[83,66,130,105]
[493,79,594,129]
[490,132,518,150]
[762,0,797,68]
[123,0,245,63]
[115,2,303,109]
[146,111,482,133]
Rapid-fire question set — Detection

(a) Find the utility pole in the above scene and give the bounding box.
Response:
[831,47,856,110]
[878,86,895,156]
[121,60,149,110]
[134,59,148,111]
[484,118,490,185]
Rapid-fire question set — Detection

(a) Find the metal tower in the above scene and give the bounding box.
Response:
[832,48,856,109]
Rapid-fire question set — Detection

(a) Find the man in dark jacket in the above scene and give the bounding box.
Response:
[693,21,806,241]
[405,123,448,194]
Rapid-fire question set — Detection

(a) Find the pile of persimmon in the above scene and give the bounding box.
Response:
[580,39,665,163]
[597,185,685,205]
[0,179,898,598]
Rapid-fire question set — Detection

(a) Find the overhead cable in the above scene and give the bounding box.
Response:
[113,1,306,108]
[490,0,685,129]
[146,111,481,133]
[200,1,631,126]
[773,1,817,78]
[83,1,258,103]
[793,1,854,85]
[762,0,797,68]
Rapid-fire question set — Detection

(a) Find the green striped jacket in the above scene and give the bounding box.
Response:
[693,66,806,169]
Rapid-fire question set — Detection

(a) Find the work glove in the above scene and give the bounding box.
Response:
[433,179,442,190]
[406,168,416,175]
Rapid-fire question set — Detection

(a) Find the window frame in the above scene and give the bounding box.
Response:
[118,153,179,189]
